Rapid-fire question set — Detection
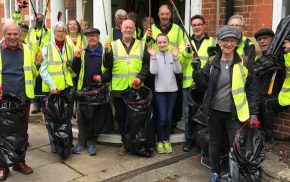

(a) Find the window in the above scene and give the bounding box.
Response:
[4,0,17,19]
[272,0,290,31]
[282,0,290,18]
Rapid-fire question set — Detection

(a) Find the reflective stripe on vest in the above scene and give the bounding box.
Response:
[278,53,290,106]
[232,62,249,121]
[0,44,35,98]
[181,37,216,88]
[42,43,73,92]
[111,39,144,91]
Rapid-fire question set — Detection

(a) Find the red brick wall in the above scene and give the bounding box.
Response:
[274,108,290,139]
[202,0,273,37]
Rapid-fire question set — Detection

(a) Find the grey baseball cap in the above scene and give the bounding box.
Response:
[216,25,241,40]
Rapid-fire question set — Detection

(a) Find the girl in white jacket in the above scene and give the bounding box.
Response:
[148,33,182,154]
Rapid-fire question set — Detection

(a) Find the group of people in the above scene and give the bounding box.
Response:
[0,3,290,182]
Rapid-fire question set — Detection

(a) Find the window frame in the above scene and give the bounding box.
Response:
[4,0,17,20]
[272,0,290,31]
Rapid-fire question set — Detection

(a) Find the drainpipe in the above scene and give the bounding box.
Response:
[216,0,220,30]
[225,0,234,24]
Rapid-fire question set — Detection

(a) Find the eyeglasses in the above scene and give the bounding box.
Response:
[192,23,204,28]
[229,24,244,28]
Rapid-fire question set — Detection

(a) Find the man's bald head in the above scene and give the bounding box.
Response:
[159,5,171,15]
[158,5,172,26]
[121,19,135,40]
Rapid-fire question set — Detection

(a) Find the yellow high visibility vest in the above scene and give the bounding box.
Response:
[77,49,106,90]
[278,52,290,106]
[151,23,184,51]
[12,11,21,24]
[66,34,88,50]
[232,62,250,121]
[42,42,74,92]
[0,44,36,98]
[111,39,144,91]
[236,35,253,58]
[179,37,216,88]
[27,28,51,48]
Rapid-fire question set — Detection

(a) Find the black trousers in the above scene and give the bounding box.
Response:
[259,95,287,141]
[113,97,127,143]
[208,109,242,175]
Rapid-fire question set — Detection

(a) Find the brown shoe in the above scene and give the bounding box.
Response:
[31,104,41,114]
[0,167,9,181]
[13,162,33,174]
[118,145,127,155]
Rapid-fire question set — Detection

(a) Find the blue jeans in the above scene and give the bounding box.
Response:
[182,88,192,141]
[155,91,178,142]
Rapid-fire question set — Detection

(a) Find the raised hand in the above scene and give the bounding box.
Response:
[172,45,179,58]
[147,46,157,59]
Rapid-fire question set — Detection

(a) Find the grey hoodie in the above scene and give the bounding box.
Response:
[150,51,182,92]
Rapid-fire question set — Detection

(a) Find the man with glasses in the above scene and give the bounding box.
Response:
[228,14,256,66]
[179,15,216,152]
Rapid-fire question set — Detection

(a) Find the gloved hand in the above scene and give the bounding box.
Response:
[50,88,60,95]
[185,44,192,53]
[253,54,277,76]
[93,75,101,82]
[191,57,201,70]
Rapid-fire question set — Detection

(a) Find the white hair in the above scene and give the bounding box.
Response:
[2,19,20,35]
[115,9,127,19]
[53,21,67,34]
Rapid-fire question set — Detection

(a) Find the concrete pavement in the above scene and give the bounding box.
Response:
[5,115,288,182]
[4,121,211,182]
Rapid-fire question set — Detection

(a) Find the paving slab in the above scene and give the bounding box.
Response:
[124,157,210,182]
[6,163,81,182]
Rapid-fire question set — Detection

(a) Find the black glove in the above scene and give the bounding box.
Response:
[186,45,192,53]
[207,46,218,57]
[191,57,201,70]
[253,54,277,75]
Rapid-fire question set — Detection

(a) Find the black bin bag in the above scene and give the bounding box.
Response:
[41,95,72,160]
[75,83,113,134]
[188,87,209,156]
[221,122,266,182]
[122,86,155,157]
[0,94,26,166]
[75,83,110,106]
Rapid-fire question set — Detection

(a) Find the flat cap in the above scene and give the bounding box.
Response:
[216,25,241,40]
[18,23,29,30]
[84,27,100,35]
[254,28,274,40]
